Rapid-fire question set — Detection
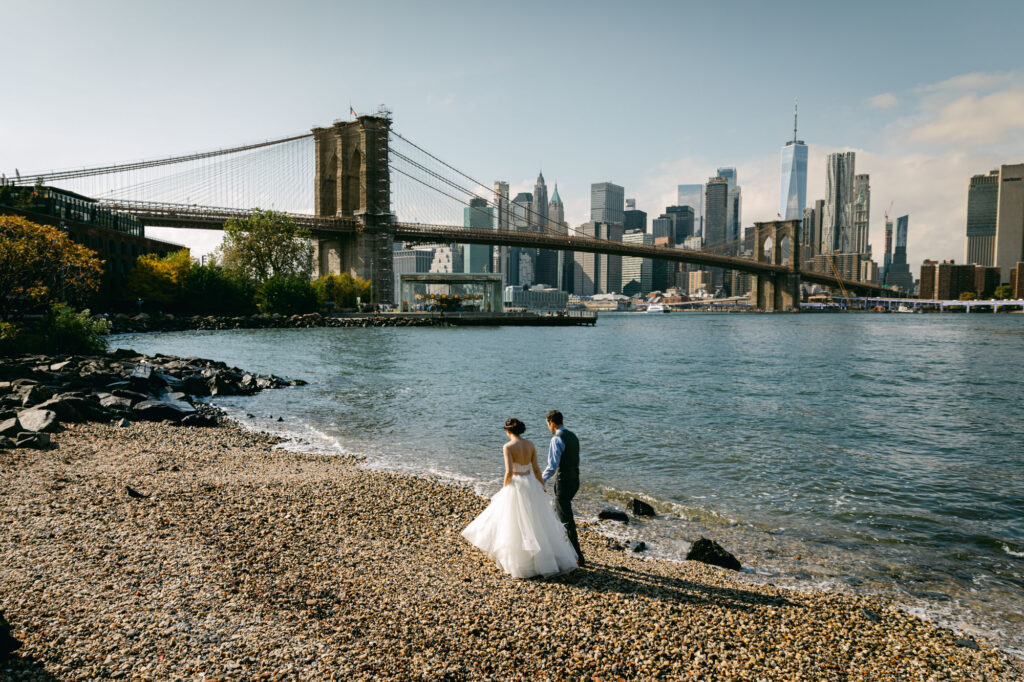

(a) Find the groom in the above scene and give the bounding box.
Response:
[542,410,585,567]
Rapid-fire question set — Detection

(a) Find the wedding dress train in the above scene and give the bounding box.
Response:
[461,463,579,578]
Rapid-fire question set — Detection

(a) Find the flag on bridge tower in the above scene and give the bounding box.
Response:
[350,106,357,118]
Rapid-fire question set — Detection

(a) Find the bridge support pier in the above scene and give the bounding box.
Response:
[312,115,394,304]
[751,220,801,312]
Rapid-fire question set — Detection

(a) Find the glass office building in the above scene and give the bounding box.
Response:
[780,140,808,220]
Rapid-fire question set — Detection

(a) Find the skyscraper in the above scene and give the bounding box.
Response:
[549,184,573,293]
[965,170,999,266]
[993,163,1024,280]
[624,198,647,232]
[621,230,654,296]
[573,221,623,295]
[462,198,493,273]
[717,167,742,246]
[853,174,871,255]
[591,182,625,224]
[677,184,703,236]
[492,181,510,280]
[704,177,729,248]
[533,171,558,286]
[885,215,913,291]
[779,101,808,220]
[880,215,893,285]
[509,191,533,286]
[823,152,856,253]
[801,198,824,259]
[664,205,695,244]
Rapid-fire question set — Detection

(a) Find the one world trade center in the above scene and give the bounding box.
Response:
[779,101,807,220]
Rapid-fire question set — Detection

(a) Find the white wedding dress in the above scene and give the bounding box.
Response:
[462,463,579,578]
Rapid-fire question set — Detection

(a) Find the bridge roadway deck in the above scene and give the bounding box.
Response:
[106,201,883,296]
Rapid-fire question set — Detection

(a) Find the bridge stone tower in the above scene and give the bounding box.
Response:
[750,220,801,312]
[312,115,393,304]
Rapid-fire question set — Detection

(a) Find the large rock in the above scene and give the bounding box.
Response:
[18,384,54,407]
[685,537,741,571]
[132,399,196,423]
[629,498,656,517]
[98,394,133,411]
[15,431,51,449]
[0,417,20,437]
[111,389,150,405]
[207,372,242,396]
[16,409,60,433]
[34,395,109,423]
[597,508,629,524]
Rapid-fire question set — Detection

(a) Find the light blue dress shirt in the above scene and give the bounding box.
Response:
[542,427,565,483]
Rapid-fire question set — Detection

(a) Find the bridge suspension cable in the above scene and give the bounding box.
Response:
[8,133,313,185]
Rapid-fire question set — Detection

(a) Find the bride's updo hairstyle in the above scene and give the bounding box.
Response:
[504,418,526,436]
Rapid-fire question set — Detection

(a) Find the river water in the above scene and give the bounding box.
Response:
[113,312,1024,655]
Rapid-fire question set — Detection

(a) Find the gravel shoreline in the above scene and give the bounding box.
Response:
[1,421,1019,680]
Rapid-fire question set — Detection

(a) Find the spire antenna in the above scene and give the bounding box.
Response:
[793,98,799,143]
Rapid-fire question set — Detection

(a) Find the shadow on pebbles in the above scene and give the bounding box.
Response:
[0,422,1019,680]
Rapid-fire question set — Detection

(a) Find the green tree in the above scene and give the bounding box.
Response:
[126,249,192,306]
[993,284,1013,300]
[256,274,318,315]
[182,263,257,315]
[0,214,104,317]
[219,209,313,283]
[958,291,977,301]
[313,273,372,309]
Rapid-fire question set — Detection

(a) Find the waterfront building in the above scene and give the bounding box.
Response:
[393,248,435,304]
[624,198,647,233]
[462,198,493,273]
[1010,263,1024,298]
[492,181,510,281]
[860,258,878,284]
[677,184,703,236]
[621,230,654,296]
[885,215,913,291]
[853,174,871,255]
[0,184,183,282]
[919,260,981,300]
[975,265,1002,298]
[965,170,999,267]
[591,182,625,225]
[503,284,569,311]
[573,221,623,295]
[991,163,1024,281]
[823,152,856,254]
[804,253,862,281]
[779,102,808,220]
[688,270,712,296]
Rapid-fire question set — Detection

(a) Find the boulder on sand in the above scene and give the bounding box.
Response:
[15,409,60,434]
[132,399,196,423]
[685,537,741,571]
[629,498,656,517]
[597,508,629,524]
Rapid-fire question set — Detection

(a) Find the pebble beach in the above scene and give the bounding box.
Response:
[1,421,1020,681]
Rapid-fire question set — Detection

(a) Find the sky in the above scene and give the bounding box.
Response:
[3,0,1024,268]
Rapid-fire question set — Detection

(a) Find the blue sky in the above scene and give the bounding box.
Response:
[4,0,1024,267]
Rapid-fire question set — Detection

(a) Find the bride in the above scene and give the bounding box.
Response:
[461,418,579,578]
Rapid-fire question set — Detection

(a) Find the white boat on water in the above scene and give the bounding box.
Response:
[645,304,669,313]
[896,305,915,313]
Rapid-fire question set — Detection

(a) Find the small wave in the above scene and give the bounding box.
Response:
[588,484,738,525]
[1003,543,1024,558]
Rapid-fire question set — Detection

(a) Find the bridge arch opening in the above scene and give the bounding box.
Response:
[762,236,773,262]
[342,148,361,215]
[323,153,338,215]
[779,235,791,266]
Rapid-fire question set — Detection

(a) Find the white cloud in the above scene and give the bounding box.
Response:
[908,89,1024,146]
[866,93,899,109]
[916,72,1014,94]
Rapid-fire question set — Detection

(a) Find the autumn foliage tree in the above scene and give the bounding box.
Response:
[313,273,372,309]
[126,249,193,305]
[0,215,104,318]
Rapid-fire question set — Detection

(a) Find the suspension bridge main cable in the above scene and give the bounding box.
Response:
[10,133,314,185]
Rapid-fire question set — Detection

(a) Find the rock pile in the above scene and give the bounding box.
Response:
[108,312,451,333]
[0,351,304,452]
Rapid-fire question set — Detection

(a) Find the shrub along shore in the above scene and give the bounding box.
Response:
[0,356,1019,679]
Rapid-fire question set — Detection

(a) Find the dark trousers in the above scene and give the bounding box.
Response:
[554,478,584,564]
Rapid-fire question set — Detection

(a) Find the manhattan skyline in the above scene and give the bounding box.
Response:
[3,0,1023,270]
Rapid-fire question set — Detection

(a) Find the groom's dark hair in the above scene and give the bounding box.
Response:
[546,410,563,426]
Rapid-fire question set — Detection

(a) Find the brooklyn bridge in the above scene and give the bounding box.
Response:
[5,111,888,310]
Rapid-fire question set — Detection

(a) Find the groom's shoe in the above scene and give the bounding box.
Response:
[577,556,586,568]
